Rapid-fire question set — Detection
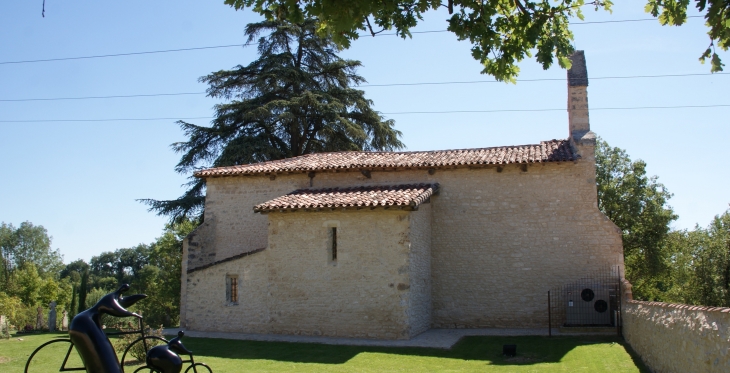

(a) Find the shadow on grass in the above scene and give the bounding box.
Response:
[182,335,650,370]
[620,338,651,372]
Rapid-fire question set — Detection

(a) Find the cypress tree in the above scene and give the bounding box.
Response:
[69,286,77,318]
[143,18,404,223]
[77,271,88,314]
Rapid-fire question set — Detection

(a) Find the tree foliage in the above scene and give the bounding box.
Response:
[0,219,194,328]
[58,219,197,327]
[646,0,728,72]
[0,222,63,284]
[89,245,151,286]
[595,138,677,300]
[77,269,89,314]
[664,209,730,307]
[139,219,197,326]
[142,19,403,223]
[0,221,68,321]
[0,292,23,323]
[225,0,728,80]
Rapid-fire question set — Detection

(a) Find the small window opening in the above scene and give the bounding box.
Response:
[226,275,238,305]
[331,227,337,261]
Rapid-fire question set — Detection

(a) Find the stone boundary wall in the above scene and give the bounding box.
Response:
[622,281,730,372]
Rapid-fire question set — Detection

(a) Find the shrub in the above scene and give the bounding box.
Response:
[114,324,166,364]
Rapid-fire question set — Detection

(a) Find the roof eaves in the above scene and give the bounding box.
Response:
[194,139,577,178]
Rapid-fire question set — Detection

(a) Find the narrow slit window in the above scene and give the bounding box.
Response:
[331,227,337,261]
[226,275,238,305]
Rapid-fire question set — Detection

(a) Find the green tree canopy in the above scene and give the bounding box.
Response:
[1,222,63,287]
[87,244,151,288]
[60,259,89,285]
[12,263,44,305]
[225,0,728,80]
[64,220,197,326]
[665,208,730,307]
[139,219,197,327]
[143,18,404,223]
[595,138,677,300]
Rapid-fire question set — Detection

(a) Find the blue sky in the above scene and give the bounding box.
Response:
[1,1,727,263]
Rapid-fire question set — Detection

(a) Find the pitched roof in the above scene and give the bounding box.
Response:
[194,139,576,178]
[254,184,439,213]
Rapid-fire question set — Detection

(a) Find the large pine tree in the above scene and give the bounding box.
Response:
[143,19,404,222]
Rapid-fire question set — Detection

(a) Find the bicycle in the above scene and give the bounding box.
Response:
[24,317,212,373]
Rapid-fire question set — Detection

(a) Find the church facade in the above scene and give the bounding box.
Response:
[179,51,624,339]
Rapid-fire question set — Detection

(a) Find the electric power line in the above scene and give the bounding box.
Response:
[2,72,727,102]
[1,103,728,123]
[0,117,212,123]
[363,72,729,87]
[0,92,205,102]
[0,16,704,66]
[571,15,703,25]
[383,104,730,115]
[0,44,245,65]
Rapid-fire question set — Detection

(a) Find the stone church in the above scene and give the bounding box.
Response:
[179,51,624,339]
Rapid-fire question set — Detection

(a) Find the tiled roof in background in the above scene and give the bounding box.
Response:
[195,139,576,178]
[254,184,439,213]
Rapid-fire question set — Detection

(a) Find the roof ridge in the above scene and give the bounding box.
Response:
[254,183,440,213]
[286,183,438,193]
[293,139,566,156]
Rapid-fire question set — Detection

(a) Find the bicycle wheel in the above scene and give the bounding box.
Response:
[184,362,213,373]
[120,336,168,373]
[24,338,85,373]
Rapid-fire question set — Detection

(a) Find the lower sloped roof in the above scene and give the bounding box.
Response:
[254,183,439,213]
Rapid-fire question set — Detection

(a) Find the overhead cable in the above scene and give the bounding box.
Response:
[2,103,728,123]
[2,72,727,102]
[0,16,704,65]
[383,104,730,115]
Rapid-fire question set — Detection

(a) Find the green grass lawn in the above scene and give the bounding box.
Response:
[1,332,649,372]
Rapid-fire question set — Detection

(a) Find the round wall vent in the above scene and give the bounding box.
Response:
[594,300,608,313]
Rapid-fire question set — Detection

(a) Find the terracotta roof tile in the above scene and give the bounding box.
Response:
[195,139,576,178]
[254,184,439,213]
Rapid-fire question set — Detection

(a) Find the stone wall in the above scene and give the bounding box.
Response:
[185,209,432,339]
[407,203,432,336]
[195,175,305,265]
[184,249,270,333]
[622,283,730,372]
[181,149,623,335]
[428,156,622,328]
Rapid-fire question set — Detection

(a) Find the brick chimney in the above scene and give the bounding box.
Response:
[567,50,596,156]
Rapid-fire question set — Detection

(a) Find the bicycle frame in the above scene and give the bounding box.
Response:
[25,317,211,373]
[26,318,150,373]
[106,318,150,352]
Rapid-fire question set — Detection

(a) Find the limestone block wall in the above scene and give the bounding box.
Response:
[199,175,309,265]
[428,160,623,328]
[182,152,624,333]
[623,299,730,372]
[265,210,413,339]
[406,203,432,336]
[184,251,270,333]
[185,209,426,339]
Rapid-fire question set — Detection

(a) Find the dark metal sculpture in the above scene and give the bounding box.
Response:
[25,284,213,373]
[146,331,192,373]
[68,284,146,373]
